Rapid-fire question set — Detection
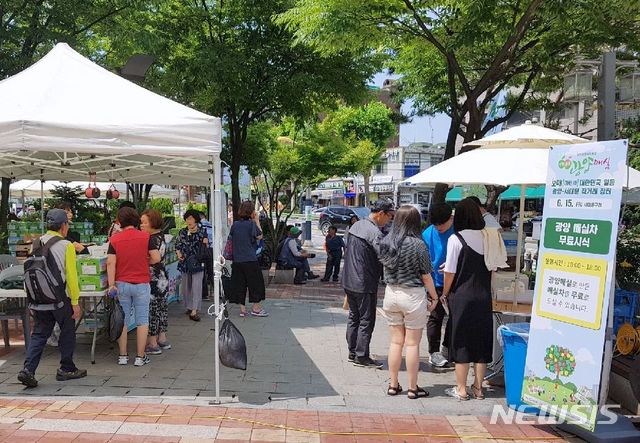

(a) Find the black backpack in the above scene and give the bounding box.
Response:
[23,236,67,309]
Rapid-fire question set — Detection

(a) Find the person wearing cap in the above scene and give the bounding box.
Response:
[17,209,87,388]
[278,226,319,285]
[342,200,395,369]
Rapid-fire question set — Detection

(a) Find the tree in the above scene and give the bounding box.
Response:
[246,118,348,253]
[281,0,640,203]
[0,1,134,251]
[326,102,396,205]
[126,183,153,212]
[102,0,378,219]
[544,344,576,382]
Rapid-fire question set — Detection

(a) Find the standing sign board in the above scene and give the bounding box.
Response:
[522,140,627,431]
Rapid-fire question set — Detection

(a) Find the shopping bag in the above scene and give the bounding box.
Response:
[223,236,233,261]
[219,318,247,370]
[108,300,125,342]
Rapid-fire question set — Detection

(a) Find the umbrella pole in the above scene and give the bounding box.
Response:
[210,155,222,404]
[40,180,44,234]
[513,185,527,308]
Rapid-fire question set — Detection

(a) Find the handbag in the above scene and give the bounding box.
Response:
[223,235,233,261]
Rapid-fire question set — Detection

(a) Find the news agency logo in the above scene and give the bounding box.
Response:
[489,404,619,426]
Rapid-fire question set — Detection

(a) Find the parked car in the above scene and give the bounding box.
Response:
[318,206,370,235]
[311,207,327,214]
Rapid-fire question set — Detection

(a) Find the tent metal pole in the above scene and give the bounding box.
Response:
[211,154,222,404]
[513,184,526,308]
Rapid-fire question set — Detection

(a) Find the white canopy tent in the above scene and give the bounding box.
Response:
[0,43,227,402]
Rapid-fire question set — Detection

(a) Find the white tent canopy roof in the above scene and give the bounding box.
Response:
[0,43,221,185]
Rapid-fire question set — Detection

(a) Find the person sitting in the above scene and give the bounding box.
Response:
[277,227,318,285]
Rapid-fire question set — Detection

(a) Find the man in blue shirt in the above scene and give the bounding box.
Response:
[422,203,454,368]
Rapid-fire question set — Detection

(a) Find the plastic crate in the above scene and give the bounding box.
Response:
[614,289,638,319]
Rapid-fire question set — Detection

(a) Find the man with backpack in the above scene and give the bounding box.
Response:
[18,208,87,387]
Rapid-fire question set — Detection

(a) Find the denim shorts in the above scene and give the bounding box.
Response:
[116,282,151,327]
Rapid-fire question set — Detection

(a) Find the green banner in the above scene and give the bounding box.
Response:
[543,218,612,255]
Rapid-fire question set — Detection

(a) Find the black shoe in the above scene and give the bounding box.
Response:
[348,353,356,363]
[353,357,383,369]
[56,368,87,381]
[332,278,339,282]
[320,278,329,282]
[18,369,38,388]
[293,280,306,285]
[307,273,320,280]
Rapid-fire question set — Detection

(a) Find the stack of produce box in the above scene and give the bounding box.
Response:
[76,256,108,292]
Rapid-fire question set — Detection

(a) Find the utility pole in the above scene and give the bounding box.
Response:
[597,52,617,141]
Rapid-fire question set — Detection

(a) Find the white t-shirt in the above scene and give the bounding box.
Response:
[444,230,485,274]
[483,212,501,228]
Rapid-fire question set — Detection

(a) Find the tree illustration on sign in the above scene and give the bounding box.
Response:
[544,345,576,382]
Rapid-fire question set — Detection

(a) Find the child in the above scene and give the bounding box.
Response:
[321,226,344,282]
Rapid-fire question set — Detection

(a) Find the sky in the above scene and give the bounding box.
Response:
[371,72,451,146]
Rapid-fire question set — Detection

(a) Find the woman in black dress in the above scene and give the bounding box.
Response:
[442,198,492,401]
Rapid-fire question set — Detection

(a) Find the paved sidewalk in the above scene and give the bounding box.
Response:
[0,296,506,416]
[0,397,568,442]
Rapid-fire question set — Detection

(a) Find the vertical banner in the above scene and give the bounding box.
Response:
[522,140,627,431]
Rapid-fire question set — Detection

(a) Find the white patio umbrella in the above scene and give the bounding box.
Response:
[401,121,638,304]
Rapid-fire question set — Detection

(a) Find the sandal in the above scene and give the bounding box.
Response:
[189,313,201,322]
[387,384,403,396]
[445,387,470,401]
[407,386,429,399]
[471,384,485,400]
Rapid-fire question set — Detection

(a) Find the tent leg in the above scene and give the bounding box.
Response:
[210,155,222,405]
[513,185,526,309]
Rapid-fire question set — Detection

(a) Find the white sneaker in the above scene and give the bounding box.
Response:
[429,351,449,368]
[118,355,129,365]
[134,355,150,367]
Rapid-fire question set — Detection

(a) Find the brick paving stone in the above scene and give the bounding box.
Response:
[73,432,112,443]
[220,408,256,429]
[214,426,251,440]
[38,430,81,442]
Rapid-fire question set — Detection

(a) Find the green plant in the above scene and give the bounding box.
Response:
[617,225,640,290]
[148,198,174,216]
[186,202,207,215]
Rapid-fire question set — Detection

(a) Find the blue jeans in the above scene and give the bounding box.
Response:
[116,282,151,327]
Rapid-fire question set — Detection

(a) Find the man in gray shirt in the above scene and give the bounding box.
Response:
[342,200,394,368]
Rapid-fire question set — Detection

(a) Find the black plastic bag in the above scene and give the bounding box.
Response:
[219,318,247,370]
[108,300,125,342]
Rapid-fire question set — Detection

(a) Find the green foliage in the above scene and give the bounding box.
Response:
[328,102,396,149]
[102,0,379,211]
[617,225,640,290]
[281,0,640,165]
[186,202,207,216]
[147,198,174,216]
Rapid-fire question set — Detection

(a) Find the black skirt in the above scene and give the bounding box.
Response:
[448,233,493,364]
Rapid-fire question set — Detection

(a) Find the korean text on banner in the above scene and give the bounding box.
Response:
[521,140,627,431]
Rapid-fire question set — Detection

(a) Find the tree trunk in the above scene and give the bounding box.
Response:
[0,177,10,253]
[126,183,154,211]
[230,158,241,221]
[432,114,462,204]
[433,183,451,206]
[363,174,370,206]
[485,185,507,215]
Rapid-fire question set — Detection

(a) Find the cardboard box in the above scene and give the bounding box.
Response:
[77,256,107,275]
[15,243,32,258]
[79,274,108,291]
